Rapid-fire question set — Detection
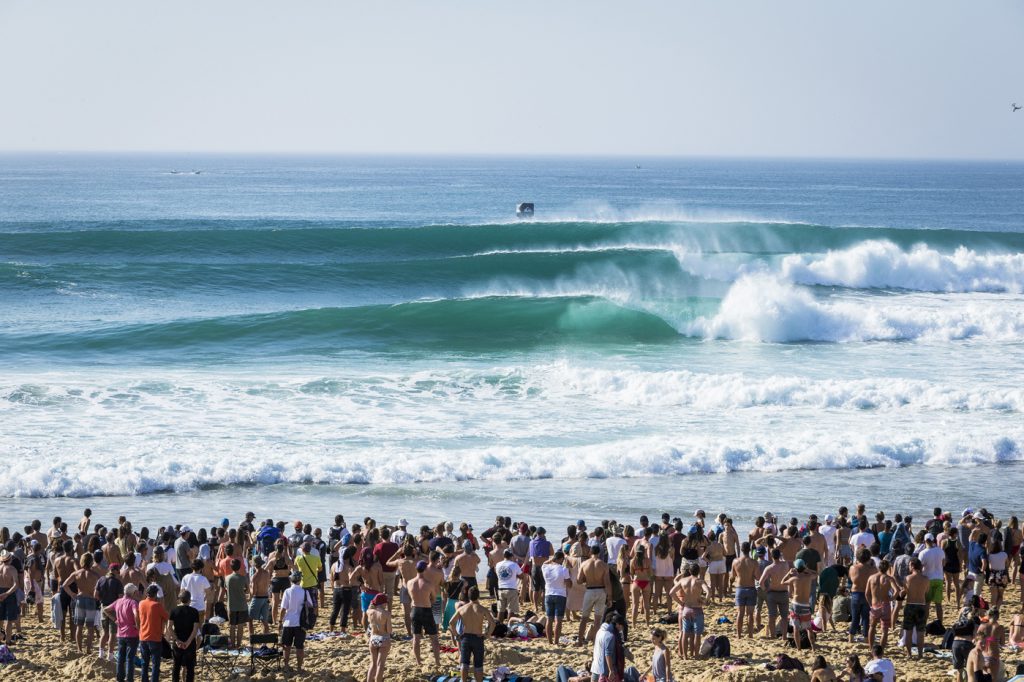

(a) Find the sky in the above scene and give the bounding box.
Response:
[1,1,1023,159]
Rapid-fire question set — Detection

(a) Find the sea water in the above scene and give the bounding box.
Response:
[2,155,1023,529]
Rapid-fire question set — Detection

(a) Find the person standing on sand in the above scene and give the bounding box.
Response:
[448,586,496,682]
[782,558,818,652]
[865,559,898,649]
[365,593,393,682]
[848,548,877,643]
[63,552,103,654]
[731,541,761,638]
[0,551,19,649]
[248,556,272,634]
[917,533,946,625]
[541,550,571,645]
[279,572,310,674]
[670,563,709,660]
[139,584,169,682]
[408,560,441,669]
[96,562,125,661]
[901,559,929,659]
[493,548,524,618]
[760,549,790,639]
[387,545,417,634]
[528,527,553,612]
[167,589,201,682]
[103,583,140,682]
[577,543,611,645]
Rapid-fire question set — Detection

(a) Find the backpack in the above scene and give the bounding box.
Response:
[774,653,804,671]
[698,635,716,658]
[0,645,15,664]
[785,624,811,649]
[710,635,730,658]
[926,619,946,637]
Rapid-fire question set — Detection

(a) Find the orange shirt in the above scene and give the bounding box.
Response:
[139,597,169,642]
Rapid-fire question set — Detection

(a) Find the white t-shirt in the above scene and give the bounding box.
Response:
[606,537,627,564]
[850,531,874,551]
[989,551,1008,572]
[820,525,837,552]
[495,560,522,590]
[542,562,571,597]
[180,573,212,611]
[918,546,945,580]
[280,584,308,628]
[864,657,895,682]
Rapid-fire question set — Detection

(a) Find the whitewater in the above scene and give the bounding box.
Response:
[2,155,1024,514]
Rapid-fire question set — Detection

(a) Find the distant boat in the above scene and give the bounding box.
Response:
[516,202,534,219]
[170,170,202,175]
[635,164,642,169]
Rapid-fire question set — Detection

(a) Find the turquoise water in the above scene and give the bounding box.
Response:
[1,155,1023,520]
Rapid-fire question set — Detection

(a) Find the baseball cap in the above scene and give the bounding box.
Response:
[962,508,974,518]
[463,540,473,552]
[694,509,705,517]
[416,560,428,572]
[180,526,192,533]
[108,562,121,571]
[370,593,387,607]
[755,546,766,555]
[399,518,408,527]
[824,514,835,523]
[220,518,229,526]
[290,571,302,583]
[794,559,806,570]
[925,533,935,542]
[576,519,586,527]
[294,520,303,529]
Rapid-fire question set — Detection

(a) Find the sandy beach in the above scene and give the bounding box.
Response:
[1,578,1017,681]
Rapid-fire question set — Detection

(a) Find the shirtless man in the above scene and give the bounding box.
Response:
[453,541,481,596]
[0,551,19,648]
[722,518,740,591]
[760,549,791,639]
[865,559,899,649]
[669,563,710,659]
[901,559,930,659]
[63,553,102,654]
[782,559,818,652]
[78,509,92,536]
[249,556,272,634]
[53,540,79,642]
[407,560,441,669]
[731,541,762,638]
[447,586,496,682]
[577,543,612,644]
[702,534,727,603]
[848,549,877,643]
[779,527,802,566]
[388,545,418,634]
[425,551,446,632]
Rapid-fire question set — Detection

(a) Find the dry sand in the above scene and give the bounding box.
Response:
[1,583,1020,681]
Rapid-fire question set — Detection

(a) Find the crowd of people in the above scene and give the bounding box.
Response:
[0,503,1020,682]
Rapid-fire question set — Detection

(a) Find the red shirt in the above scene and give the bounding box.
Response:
[374,541,399,573]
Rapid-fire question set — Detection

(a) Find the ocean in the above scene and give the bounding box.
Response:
[2,154,1023,530]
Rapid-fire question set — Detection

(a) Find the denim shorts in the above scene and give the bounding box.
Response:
[544,594,567,618]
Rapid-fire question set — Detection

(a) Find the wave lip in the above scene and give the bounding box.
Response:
[780,240,1024,293]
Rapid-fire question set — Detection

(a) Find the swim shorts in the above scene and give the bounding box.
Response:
[412,606,438,635]
[735,586,756,607]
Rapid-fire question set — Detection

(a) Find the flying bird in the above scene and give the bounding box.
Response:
[1013,103,1022,112]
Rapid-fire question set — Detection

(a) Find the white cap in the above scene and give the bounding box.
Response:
[694,509,705,517]
[180,526,192,533]
[925,533,936,542]
[824,514,835,523]
[962,508,973,518]
[398,519,408,527]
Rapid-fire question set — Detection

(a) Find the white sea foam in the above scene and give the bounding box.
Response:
[779,241,1024,293]
[685,274,1024,343]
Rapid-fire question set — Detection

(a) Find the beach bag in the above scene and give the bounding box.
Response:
[300,592,316,630]
[785,624,810,649]
[926,618,946,637]
[774,653,804,671]
[50,593,62,630]
[698,635,716,658]
[658,611,679,625]
[710,635,730,658]
[833,594,851,622]
[0,646,14,664]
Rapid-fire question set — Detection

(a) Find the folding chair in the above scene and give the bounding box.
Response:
[249,633,282,674]
[200,634,244,680]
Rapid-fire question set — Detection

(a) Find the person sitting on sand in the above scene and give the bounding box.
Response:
[810,654,838,682]
[863,644,895,682]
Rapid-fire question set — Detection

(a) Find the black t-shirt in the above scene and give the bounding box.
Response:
[169,605,201,642]
[96,576,124,606]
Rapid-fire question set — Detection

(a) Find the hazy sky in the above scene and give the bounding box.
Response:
[2,1,1023,159]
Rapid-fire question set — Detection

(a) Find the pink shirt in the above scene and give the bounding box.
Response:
[113,596,140,638]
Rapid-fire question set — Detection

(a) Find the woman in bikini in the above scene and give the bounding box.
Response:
[630,551,653,629]
[1006,516,1022,583]
[268,540,292,621]
[1009,606,1024,649]
[365,593,392,682]
[616,542,632,616]
[975,607,1005,681]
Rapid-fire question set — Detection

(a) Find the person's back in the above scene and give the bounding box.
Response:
[226,571,248,613]
[864,647,895,682]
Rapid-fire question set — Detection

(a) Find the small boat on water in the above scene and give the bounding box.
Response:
[516,202,534,219]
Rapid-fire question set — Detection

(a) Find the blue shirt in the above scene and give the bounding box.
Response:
[968,542,987,574]
[528,537,552,560]
[879,531,894,555]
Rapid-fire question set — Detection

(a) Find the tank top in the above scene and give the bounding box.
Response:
[651,646,668,681]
